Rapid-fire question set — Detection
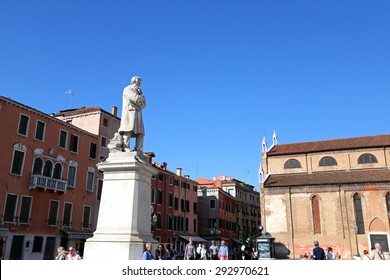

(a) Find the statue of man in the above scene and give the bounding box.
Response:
[118,76,146,152]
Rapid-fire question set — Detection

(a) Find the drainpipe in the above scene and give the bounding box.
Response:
[338,184,345,239]
[288,186,295,259]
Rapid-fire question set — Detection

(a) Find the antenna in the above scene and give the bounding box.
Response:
[65,89,73,107]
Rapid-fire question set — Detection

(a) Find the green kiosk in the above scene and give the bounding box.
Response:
[256,233,275,259]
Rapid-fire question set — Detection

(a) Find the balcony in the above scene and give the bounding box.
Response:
[29,174,67,194]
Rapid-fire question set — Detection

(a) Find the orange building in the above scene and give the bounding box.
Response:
[149,160,201,257]
[0,96,99,259]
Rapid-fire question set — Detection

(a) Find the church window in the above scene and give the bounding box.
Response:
[353,193,365,234]
[319,156,337,166]
[284,159,301,169]
[311,195,321,234]
[358,153,377,164]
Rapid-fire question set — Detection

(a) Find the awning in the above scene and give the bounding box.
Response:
[178,235,207,243]
[62,230,94,240]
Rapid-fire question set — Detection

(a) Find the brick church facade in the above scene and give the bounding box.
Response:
[259,133,390,259]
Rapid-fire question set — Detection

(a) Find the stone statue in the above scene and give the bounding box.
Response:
[114,76,146,152]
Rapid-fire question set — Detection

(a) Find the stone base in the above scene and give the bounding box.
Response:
[83,150,158,260]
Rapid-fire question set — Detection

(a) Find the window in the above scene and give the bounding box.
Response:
[169,177,173,185]
[18,114,30,136]
[43,160,53,177]
[48,200,59,226]
[284,159,301,169]
[11,149,25,176]
[181,198,185,211]
[19,196,32,224]
[59,130,68,149]
[151,188,155,204]
[67,165,76,188]
[209,218,217,228]
[210,199,216,209]
[101,136,107,148]
[53,163,62,179]
[185,200,190,212]
[168,215,173,230]
[82,206,92,229]
[32,236,43,253]
[158,173,163,181]
[35,121,46,141]
[69,134,79,153]
[193,219,197,232]
[89,142,97,159]
[312,195,321,234]
[174,197,179,210]
[32,158,43,175]
[3,194,18,223]
[193,202,198,213]
[157,190,163,204]
[168,192,173,207]
[97,179,103,201]
[86,170,94,192]
[358,153,378,164]
[319,156,337,166]
[353,193,365,234]
[102,118,108,127]
[62,203,72,227]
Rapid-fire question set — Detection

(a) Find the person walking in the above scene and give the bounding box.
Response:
[184,238,196,260]
[200,243,208,260]
[218,240,229,260]
[209,240,219,260]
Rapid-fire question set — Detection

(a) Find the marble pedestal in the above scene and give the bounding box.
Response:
[83,151,157,260]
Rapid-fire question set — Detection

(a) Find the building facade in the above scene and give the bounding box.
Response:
[0,96,100,259]
[197,175,260,246]
[259,134,390,259]
[150,161,201,256]
[197,186,238,248]
[53,106,120,223]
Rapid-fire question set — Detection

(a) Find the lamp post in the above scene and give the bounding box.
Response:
[353,224,361,258]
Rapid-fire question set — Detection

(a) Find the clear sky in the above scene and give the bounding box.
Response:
[1,0,389,189]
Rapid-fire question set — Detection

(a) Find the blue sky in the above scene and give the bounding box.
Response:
[1,0,389,189]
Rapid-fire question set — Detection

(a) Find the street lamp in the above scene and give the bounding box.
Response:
[353,224,361,258]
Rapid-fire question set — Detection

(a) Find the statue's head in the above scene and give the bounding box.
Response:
[131,76,142,85]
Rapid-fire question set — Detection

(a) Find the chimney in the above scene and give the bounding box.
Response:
[111,105,118,117]
[176,168,182,177]
[162,162,167,170]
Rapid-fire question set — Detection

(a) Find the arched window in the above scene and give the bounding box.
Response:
[358,153,377,164]
[53,163,62,179]
[43,160,53,177]
[312,195,321,234]
[353,193,365,234]
[284,159,301,169]
[319,156,337,166]
[32,158,43,175]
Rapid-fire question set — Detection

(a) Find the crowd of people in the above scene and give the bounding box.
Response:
[301,241,387,260]
[141,238,260,260]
